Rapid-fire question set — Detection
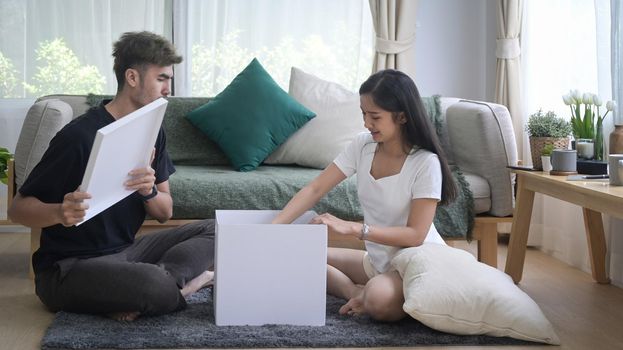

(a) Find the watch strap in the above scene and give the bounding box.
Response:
[140,185,158,201]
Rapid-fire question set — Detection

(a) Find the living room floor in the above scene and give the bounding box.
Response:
[1,230,623,350]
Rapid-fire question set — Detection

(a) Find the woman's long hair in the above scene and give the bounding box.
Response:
[359,69,457,205]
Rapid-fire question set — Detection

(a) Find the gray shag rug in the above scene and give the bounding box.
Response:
[42,288,533,349]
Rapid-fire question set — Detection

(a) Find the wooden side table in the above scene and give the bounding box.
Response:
[505,170,623,284]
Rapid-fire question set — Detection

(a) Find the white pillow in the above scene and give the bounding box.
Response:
[391,244,560,345]
[264,67,366,169]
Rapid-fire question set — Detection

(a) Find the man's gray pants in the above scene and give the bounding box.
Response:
[35,220,215,316]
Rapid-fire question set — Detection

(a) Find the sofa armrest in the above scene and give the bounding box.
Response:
[444,99,518,217]
[13,99,74,189]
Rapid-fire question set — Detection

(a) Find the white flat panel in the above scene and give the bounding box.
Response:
[78,98,167,225]
[215,210,327,326]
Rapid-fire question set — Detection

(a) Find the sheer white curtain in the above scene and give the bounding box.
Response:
[522,0,623,287]
[173,0,373,96]
[0,0,167,97]
[1,0,372,98]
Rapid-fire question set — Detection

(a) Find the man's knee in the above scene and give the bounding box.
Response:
[136,264,187,315]
[188,219,215,237]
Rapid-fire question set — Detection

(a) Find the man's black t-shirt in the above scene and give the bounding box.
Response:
[19,100,175,273]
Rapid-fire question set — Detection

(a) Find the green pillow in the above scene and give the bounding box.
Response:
[186,58,316,171]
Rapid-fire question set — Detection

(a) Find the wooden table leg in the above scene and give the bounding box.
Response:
[505,174,535,284]
[582,208,610,284]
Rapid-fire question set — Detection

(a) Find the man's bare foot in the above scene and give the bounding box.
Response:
[339,290,365,316]
[108,311,140,322]
[181,270,214,297]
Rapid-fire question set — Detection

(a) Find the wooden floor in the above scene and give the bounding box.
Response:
[1,231,623,350]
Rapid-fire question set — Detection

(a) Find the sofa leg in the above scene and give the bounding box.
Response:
[476,222,498,268]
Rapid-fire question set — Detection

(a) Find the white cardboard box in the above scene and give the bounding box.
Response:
[214,210,327,326]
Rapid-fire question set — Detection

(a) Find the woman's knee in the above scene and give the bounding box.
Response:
[362,275,406,321]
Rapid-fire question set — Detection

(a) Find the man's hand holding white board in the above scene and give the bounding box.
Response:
[58,190,91,227]
[123,147,173,223]
[59,148,157,227]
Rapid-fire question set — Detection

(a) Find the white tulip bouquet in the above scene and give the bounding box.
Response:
[562,90,616,160]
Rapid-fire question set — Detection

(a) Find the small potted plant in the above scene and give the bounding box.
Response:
[540,143,554,173]
[0,147,12,185]
[525,109,572,170]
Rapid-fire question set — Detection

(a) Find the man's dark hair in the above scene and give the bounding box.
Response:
[112,31,182,91]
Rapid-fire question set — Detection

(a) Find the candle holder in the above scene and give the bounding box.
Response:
[575,138,594,160]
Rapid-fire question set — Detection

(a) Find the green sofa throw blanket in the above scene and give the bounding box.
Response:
[86,94,474,239]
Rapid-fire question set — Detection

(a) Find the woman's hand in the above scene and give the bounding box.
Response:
[310,213,359,237]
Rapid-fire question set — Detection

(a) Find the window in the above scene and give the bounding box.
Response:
[0,0,372,98]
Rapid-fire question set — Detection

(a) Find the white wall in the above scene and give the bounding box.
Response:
[415,0,497,102]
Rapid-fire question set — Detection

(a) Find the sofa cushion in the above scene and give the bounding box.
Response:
[462,171,491,214]
[392,244,560,344]
[186,58,316,171]
[264,67,366,169]
[14,99,73,189]
[169,165,362,220]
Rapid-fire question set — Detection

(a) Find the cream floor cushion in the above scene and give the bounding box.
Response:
[391,243,560,345]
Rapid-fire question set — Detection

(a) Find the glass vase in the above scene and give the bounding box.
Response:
[594,124,604,161]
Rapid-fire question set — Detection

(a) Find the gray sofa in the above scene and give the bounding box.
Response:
[9,94,517,270]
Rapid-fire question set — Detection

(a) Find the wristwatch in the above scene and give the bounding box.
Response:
[140,185,158,201]
[359,223,370,240]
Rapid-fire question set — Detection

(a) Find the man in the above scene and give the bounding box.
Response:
[8,31,214,321]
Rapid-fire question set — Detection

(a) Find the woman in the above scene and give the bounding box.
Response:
[272,69,456,321]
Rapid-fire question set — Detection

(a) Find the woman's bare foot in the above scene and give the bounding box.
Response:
[339,289,365,316]
[108,311,140,322]
[181,270,214,297]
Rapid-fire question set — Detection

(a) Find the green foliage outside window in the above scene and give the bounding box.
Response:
[0,147,12,185]
[0,51,19,98]
[23,38,105,97]
[191,25,371,96]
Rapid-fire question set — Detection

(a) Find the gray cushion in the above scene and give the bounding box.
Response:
[446,100,518,217]
[463,172,491,214]
[14,99,73,189]
[161,97,230,166]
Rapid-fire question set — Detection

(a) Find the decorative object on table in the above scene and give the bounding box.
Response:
[609,122,623,155]
[566,174,609,181]
[575,138,594,160]
[608,154,623,186]
[550,149,577,175]
[576,159,608,175]
[0,147,13,185]
[525,109,572,170]
[540,144,554,172]
[563,90,615,161]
